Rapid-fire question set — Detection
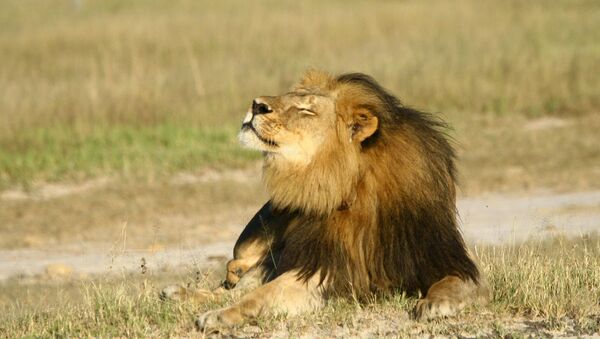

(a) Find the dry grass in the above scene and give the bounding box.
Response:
[1,235,598,337]
[479,234,600,319]
[0,174,265,249]
[1,0,599,189]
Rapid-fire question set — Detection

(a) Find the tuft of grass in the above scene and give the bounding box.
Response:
[477,234,600,319]
[1,281,196,337]
[1,235,598,337]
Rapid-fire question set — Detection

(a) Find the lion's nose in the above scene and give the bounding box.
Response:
[252,99,272,115]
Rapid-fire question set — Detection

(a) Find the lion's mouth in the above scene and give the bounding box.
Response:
[241,123,278,147]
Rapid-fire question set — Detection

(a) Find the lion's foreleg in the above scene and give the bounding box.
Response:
[414,275,489,320]
[224,201,282,288]
[196,270,324,331]
[159,283,226,304]
[160,265,267,304]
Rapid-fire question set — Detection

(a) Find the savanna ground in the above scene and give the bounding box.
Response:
[0,0,599,337]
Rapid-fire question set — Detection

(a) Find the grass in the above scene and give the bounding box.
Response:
[1,0,600,189]
[479,235,600,319]
[0,124,259,187]
[0,276,202,337]
[1,235,598,337]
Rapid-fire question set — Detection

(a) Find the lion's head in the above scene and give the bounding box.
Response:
[239,70,451,216]
[238,70,397,215]
[239,70,379,161]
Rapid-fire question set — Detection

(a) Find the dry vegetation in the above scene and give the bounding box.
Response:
[0,174,264,249]
[1,235,598,337]
[1,0,599,337]
[1,0,599,192]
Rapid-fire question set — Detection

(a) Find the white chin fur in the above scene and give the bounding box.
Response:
[238,129,267,151]
[239,129,319,165]
[242,111,253,124]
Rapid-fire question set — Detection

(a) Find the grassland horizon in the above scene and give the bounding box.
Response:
[1,0,599,191]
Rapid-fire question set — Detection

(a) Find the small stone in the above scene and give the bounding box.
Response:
[243,325,261,334]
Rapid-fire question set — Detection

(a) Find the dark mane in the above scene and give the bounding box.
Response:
[268,73,479,298]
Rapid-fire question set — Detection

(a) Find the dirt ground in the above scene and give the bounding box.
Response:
[1,169,598,282]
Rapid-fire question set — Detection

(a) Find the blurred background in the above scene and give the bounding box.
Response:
[0,0,599,316]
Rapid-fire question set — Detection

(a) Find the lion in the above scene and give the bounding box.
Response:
[161,70,488,331]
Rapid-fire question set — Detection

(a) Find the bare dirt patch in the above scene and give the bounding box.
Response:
[459,190,600,244]
[0,177,112,201]
[522,117,571,132]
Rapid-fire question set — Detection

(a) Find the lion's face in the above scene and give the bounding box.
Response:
[239,72,380,167]
[238,71,381,214]
[238,90,338,164]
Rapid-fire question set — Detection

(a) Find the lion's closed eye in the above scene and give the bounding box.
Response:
[297,107,317,116]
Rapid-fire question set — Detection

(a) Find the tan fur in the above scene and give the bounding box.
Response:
[226,239,268,286]
[415,275,489,320]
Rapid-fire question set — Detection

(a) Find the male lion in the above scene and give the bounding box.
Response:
[162,71,487,331]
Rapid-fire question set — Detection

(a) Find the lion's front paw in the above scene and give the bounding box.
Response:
[159,284,214,303]
[414,297,464,321]
[160,284,187,301]
[195,306,245,332]
[223,259,252,289]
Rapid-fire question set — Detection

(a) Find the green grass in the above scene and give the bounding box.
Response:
[1,235,598,337]
[0,124,259,187]
[1,0,599,188]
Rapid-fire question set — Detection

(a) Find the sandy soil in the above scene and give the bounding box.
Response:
[459,190,600,244]
[0,188,598,281]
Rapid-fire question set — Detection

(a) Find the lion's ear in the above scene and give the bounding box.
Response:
[351,111,378,143]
